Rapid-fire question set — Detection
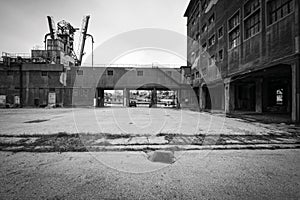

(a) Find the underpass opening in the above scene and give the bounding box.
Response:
[103,89,124,107]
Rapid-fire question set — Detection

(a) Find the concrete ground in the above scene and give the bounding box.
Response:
[1,108,299,199]
[0,107,297,136]
[0,149,299,199]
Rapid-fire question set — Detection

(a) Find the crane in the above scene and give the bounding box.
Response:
[76,15,90,66]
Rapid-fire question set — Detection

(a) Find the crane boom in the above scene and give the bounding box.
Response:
[47,16,56,40]
[77,15,90,66]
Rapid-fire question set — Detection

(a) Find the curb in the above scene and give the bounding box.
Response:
[1,143,300,153]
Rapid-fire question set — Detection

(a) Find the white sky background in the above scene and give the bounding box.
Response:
[0,0,190,66]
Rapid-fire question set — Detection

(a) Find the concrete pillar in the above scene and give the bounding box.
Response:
[292,63,300,124]
[224,78,233,113]
[199,86,203,110]
[123,88,130,107]
[97,88,104,107]
[151,88,157,107]
[255,78,263,113]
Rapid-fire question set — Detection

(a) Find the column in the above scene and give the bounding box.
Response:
[97,88,104,107]
[255,78,263,113]
[151,88,157,107]
[123,88,130,107]
[224,78,231,113]
[292,62,300,124]
[199,86,203,110]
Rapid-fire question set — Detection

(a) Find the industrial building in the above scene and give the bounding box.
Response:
[0,16,196,109]
[184,0,300,123]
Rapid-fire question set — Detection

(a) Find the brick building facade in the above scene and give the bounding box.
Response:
[184,0,300,123]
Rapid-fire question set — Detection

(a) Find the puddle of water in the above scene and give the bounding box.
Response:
[147,150,175,164]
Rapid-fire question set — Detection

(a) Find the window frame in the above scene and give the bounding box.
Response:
[41,71,48,77]
[208,34,216,47]
[228,10,241,50]
[243,0,261,41]
[266,0,294,26]
[137,70,143,76]
[7,70,14,76]
[218,49,224,61]
[107,70,114,76]
[208,13,215,26]
[218,26,224,39]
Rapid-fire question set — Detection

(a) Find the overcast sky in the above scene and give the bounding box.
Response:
[0,0,190,66]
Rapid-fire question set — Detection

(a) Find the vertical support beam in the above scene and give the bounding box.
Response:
[199,86,203,110]
[97,88,104,107]
[292,62,300,124]
[224,78,233,113]
[123,88,130,107]
[255,78,263,113]
[150,88,157,107]
[202,86,207,110]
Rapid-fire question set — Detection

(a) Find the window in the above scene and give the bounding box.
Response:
[244,11,260,39]
[41,71,48,77]
[208,35,216,46]
[196,33,200,40]
[202,24,207,33]
[244,0,261,39]
[202,43,207,52]
[228,11,240,30]
[76,70,83,75]
[208,55,216,66]
[218,49,224,61]
[83,89,89,97]
[229,28,240,49]
[208,14,215,25]
[7,70,13,76]
[107,70,113,76]
[244,0,260,18]
[218,26,224,39]
[195,71,200,78]
[228,11,240,49]
[137,70,143,76]
[267,0,293,25]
